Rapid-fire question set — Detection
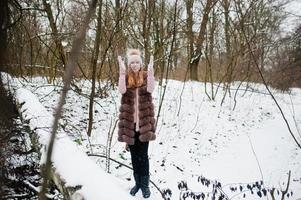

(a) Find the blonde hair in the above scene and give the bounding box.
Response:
[127,69,144,88]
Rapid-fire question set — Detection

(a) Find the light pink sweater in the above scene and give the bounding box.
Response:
[118,71,155,131]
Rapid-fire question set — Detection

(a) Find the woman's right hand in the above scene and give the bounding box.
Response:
[118,56,126,75]
[118,56,127,94]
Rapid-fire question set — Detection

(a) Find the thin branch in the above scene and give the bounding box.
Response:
[155,0,178,131]
[39,1,97,199]
[288,94,301,139]
[176,64,190,116]
[246,133,265,188]
[280,171,291,200]
[234,0,301,149]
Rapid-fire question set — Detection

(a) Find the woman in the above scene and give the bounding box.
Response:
[117,49,156,198]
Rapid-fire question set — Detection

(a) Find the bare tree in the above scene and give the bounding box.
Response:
[153,0,166,83]
[234,0,301,149]
[185,0,194,78]
[189,0,217,81]
[0,0,8,69]
[155,0,179,130]
[39,1,97,199]
[87,0,103,137]
[204,5,217,100]
[141,0,155,63]
[42,0,67,70]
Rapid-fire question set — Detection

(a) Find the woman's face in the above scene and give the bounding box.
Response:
[129,61,141,73]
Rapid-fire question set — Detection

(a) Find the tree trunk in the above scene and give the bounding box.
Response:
[87,0,103,137]
[208,8,216,99]
[223,0,231,64]
[185,0,194,78]
[42,0,67,68]
[115,0,126,53]
[0,0,8,70]
[189,0,216,81]
[154,0,166,86]
[223,0,234,86]
[141,0,154,64]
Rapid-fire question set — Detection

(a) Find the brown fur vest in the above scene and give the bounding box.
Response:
[118,71,156,145]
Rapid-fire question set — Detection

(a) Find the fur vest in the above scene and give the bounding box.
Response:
[118,71,156,145]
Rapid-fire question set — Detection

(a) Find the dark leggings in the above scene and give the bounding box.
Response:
[129,131,149,176]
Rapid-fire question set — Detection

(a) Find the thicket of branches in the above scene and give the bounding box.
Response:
[1,1,300,197]
[1,0,300,91]
[1,0,300,140]
[269,24,301,90]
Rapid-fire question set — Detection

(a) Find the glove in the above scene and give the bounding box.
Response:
[118,56,127,94]
[148,55,154,74]
[147,55,155,93]
[118,56,126,75]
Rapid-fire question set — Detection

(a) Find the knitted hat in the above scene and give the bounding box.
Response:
[127,49,142,65]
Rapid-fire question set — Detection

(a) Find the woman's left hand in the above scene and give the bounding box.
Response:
[147,56,155,93]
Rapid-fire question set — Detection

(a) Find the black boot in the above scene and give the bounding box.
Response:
[140,175,151,198]
[130,173,140,196]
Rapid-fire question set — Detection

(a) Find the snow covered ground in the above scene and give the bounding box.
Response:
[2,72,301,200]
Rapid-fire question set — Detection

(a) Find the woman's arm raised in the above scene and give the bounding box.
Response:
[147,55,155,93]
[118,56,126,94]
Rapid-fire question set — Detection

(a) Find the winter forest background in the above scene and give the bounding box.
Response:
[0,0,301,200]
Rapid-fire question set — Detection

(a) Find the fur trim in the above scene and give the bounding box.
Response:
[123,89,135,98]
[150,118,156,125]
[139,116,151,127]
[118,128,135,137]
[119,112,134,122]
[139,132,155,142]
[140,124,152,134]
[139,95,152,103]
[119,104,134,114]
[151,133,156,140]
[118,119,135,130]
[139,117,155,129]
[139,102,153,110]
[122,135,135,145]
[151,124,156,132]
[138,86,148,95]
[121,96,134,105]
[139,108,154,119]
